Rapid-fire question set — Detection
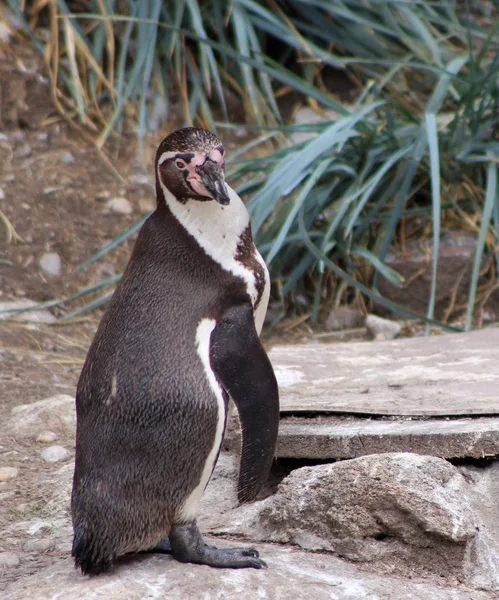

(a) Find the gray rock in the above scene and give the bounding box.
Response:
[291,107,341,144]
[460,462,499,590]
[210,451,239,481]
[326,306,364,331]
[198,452,240,531]
[7,394,75,439]
[107,196,133,215]
[0,552,20,568]
[220,453,478,581]
[39,252,62,276]
[41,445,70,463]
[8,130,25,143]
[23,538,55,553]
[0,299,56,324]
[0,466,19,481]
[14,143,32,159]
[148,95,169,132]
[365,314,401,340]
[0,187,5,200]
[0,491,15,501]
[61,151,75,163]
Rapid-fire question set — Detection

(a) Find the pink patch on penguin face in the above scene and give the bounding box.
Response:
[183,151,225,199]
[209,148,224,165]
[185,153,210,197]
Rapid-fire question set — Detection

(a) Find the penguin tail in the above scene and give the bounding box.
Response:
[72,524,114,575]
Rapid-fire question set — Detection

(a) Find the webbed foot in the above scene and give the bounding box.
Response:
[169,522,265,569]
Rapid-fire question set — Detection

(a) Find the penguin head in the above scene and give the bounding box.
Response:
[155,127,230,206]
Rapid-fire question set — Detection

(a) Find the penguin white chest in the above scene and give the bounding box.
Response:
[163,185,269,331]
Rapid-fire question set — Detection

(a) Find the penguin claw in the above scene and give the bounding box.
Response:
[209,545,259,558]
[202,547,266,569]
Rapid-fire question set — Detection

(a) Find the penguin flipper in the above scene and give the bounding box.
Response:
[210,302,279,503]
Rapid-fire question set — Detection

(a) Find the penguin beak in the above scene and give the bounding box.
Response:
[196,160,230,206]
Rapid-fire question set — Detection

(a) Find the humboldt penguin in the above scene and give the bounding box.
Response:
[71,127,279,574]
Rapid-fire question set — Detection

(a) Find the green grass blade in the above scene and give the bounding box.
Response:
[0,274,122,317]
[465,156,498,331]
[350,246,404,288]
[424,112,441,334]
[266,159,330,264]
[60,291,115,321]
[71,213,150,274]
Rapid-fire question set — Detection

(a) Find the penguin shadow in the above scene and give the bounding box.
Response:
[105,538,172,573]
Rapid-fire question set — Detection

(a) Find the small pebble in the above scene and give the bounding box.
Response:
[41,445,70,463]
[9,130,25,143]
[36,132,49,141]
[55,541,73,553]
[24,539,55,553]
[107,196,133,215]
[13,143,32,159]
[0,552,20,568]
[43,187,57,195]
[148,95,169,132]
[0,188,5,200]
[39,252,62,276]
[27,521,49,535]
[0,467,19,481]
[61,151,75,164]
[365,314,402,340]
[36,431,58,444]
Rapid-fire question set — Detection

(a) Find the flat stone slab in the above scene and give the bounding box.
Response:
[2,545,490,600]
[270,327,499,416]
[277,416,499,459]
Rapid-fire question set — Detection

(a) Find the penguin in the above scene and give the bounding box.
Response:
[71,127,279,574]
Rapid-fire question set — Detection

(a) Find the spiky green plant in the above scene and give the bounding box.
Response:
[4,0,499,330]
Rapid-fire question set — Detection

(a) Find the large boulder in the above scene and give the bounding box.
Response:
[459,461,499,590]
[6,394,75,439]
[221,453,484,584]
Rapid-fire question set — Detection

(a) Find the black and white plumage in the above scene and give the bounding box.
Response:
[71,127,279,574]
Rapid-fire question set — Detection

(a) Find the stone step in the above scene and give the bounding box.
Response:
[269,327,499,416]
[276,416,499,459]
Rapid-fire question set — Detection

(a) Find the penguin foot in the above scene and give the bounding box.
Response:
[143,536,172,554]
[169,522,266,569]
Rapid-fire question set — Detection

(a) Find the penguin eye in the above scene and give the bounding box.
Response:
[175,159,187,169]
